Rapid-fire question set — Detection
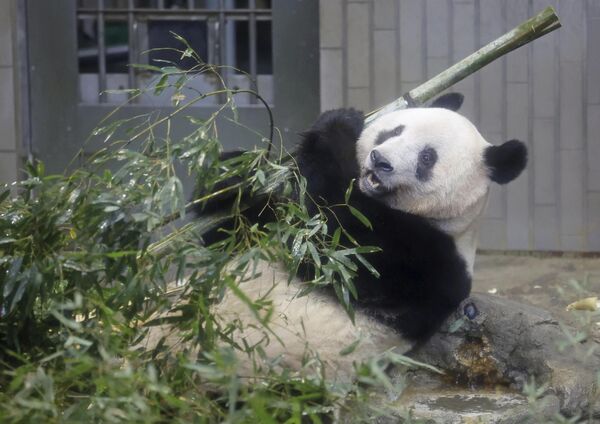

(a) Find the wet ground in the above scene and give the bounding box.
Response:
[391,252,600,423]
[473,252,600,330]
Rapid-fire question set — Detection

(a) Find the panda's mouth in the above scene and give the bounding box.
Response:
[362,170,392,196]
[367,171,382,189]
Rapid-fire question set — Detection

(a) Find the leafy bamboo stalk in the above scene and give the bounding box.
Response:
[365,6,561,125]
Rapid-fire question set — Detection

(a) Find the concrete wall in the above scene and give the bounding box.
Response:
[0,0,20,189]
[0,0,20,188]
[319,0,600,252]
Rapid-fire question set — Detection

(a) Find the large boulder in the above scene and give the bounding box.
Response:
[407,293,600,418]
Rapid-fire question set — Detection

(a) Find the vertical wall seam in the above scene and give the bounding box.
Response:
[527,0,534,249]
[474,0,481,128]
[582,0,589,249]
[342,0,348,107]
[448,0,454,69]
[395,0,402,95]
[17,0,33,163]
[500,0,508,245]
[422,0,428,87]
[394,0,399,100]
[368,0,374,110]
[554,0,561,249]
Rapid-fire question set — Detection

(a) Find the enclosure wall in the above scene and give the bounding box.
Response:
[320,0,600,252]
[0,0,20,189]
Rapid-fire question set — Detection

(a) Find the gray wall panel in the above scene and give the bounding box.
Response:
[588,105,600,192]
[320,0,600,252]
[373,30,398,106]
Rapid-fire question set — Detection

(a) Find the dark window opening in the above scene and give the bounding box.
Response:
[76,0,273,104]
[148,20,208,69]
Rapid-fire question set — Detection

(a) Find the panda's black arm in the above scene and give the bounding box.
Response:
[388,260,471,341]
[394,276,471,341]
[346,194,472,341]
[366,247,471,342]
[191,150,274,245]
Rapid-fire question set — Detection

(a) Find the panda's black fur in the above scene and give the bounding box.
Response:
[197,94,471,342]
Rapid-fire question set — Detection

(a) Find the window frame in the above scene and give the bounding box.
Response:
[75,0,273,105]
[24,0,319,175]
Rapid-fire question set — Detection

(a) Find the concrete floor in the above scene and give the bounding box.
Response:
[473,252,600,330]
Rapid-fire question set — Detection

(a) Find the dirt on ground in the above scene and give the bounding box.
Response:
[473,252,600,330]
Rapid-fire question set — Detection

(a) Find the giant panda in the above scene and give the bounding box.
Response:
[196,94,528,380]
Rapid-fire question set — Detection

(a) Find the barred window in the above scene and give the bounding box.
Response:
[76,0,273,105]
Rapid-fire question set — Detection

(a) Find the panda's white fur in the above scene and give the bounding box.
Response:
[216,262,411,382]
[356,107,493,274]
[357,108,489,221]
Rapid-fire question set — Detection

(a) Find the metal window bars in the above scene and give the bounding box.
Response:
[76,0,272,104]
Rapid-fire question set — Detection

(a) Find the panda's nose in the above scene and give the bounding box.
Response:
[370,150,394,172]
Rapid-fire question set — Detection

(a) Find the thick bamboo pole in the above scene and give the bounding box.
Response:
[365,6,561,125]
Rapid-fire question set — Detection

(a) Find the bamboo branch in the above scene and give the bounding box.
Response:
[365,6,561,125]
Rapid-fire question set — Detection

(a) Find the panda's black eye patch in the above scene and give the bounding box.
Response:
[416,147,438,181]
[419,147,437,166]
[374,125,405,146]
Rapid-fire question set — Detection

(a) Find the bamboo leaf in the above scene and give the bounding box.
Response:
[154,74,170,96]
[339,338,361,356]
[348,206,372,230]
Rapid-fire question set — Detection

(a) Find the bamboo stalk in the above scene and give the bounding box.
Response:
[365,6,561,125]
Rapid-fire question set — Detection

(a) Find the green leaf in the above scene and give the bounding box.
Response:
[340,284,350,309]
[355,254,380,278]
[349,205,372,230]
[184,362,226,380]
[174,75,188,90]
[255,169,266,186]
[339,338,361,356]
[129,63,163,73]
[448,316,467,333]
[344,179,355,204]
[104,250,138,259]
[3,256,23,299]
[344,278,358,300]
[307,243,321,268]
[291,232,306,259]
[154,74,169,95]
[0,187,10,204]
[0,238,16,246]
[50,310,82,331]
[65,336,93,350]
[384,350,444,374]
[331,227,342,248]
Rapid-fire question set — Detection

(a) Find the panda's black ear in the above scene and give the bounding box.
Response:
[297,109,364,181]
[300,108,365,149]
[484,140,528,184]
[430,93,464,111]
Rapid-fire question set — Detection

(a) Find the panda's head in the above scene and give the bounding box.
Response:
[356,97,527,221]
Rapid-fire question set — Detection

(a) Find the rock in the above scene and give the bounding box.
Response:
[408,293,600,418]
